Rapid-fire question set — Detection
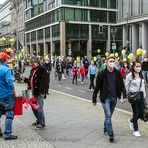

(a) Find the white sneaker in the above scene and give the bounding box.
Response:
[91,89,94,92]
[128,119,133,130]
[133,131,141,137]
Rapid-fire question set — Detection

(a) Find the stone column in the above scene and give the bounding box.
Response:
[36,31,39,56]
[60,21,66,57]
[50,26,53,58]
[142,23,148,51]
[87,24,92,60]
[106,26,111,52]
[30,33,33,55]
[43,28,48,56]
[132,24,139,54]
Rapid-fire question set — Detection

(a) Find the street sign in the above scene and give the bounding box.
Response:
[112,43,116,51]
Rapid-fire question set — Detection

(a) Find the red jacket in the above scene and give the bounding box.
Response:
[80,66,86,75]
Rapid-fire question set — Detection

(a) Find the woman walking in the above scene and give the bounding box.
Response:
[125,60,146,137]
[88,61,97,91]
[72,64,78,85]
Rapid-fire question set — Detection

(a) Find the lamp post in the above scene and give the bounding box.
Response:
[10,0,19,61]
[126,7,130,53]
[111,28,117,53]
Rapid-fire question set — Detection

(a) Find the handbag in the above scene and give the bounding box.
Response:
[128,78,142,103]
[142,99,148,122]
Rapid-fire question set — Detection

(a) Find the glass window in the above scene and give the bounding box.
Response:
[108,0,116,9]
[37,29,43,40]
[90,10,107,22]
[108,12,116,23]
[131,0,139,16]
[65,8,74,21]
[142,0,148,14]
[45,27,50,38]
[75,9,81,21]
[122,0,128,18]
[31,32,36,41]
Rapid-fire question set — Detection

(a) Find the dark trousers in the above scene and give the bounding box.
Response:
[57,72,62,81]
[45,74,50,94]
[72,74,77,84]
[89,74,95,89]
[130,99,144,131]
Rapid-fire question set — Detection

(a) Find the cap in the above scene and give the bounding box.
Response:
[0,52,10,59]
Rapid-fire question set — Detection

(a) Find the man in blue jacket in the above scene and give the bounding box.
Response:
[0,52,18,140]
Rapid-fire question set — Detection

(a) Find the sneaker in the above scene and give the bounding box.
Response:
[109,134,114,142]
[90,89,94,92]
[103,129,108,135]
[128,119,133,130]
[81,82,84,84]
[35,124,45,130]
[4,135,18,140]
[133,131,141,137]
[31,121,39,126]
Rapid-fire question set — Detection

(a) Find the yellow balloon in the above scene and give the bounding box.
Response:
[142,49,147,55]
[9,38,15,43]
[121,49,126,55]
[93,57,97,62]
[1,37,6,42]
[105,52,109,57]
[98,49,101,54]
[136,48,142,56]
[123,58,127,62]
[128,53,134,60]
[76,57,80,62]
[115,53,118,58]
[110,53,114,58]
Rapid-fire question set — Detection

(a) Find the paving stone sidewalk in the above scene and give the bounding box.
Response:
[0,117,54,148]
[13,83,148,148]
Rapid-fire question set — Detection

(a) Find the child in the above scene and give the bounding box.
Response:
[80,64,86,84]
[72,64,78,84]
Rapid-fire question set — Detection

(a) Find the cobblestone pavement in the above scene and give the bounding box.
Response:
[13,82,148,148]
[0,117,54,148]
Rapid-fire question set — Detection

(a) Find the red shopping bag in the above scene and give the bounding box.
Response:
[14,97,23,116]
[2,97,23,116]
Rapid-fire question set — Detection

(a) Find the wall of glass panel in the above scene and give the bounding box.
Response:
[45,27,50,38]
[26,33,30,43]
[90,10,107,22]
[131,0,140,16]
[31,31,36,41]
[25,8,116,32]
[122,0,128,19]
[66,24,88,39]
[52,24,60,37]
[92,25,107,40]
[37,29,43,40]
[142,0,148,14]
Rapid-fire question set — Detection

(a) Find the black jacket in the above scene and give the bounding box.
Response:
[24,65,46,97]
[92,68,126,103]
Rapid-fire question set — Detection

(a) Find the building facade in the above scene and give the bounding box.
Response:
[0,0,11,49]
[117,0,148,54]
[10,0,25,49]
[25,0,121,59]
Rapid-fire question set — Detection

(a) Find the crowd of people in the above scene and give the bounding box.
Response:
[0,49,148,143]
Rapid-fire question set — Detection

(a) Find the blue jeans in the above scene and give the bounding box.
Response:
[102,98,117,136]
[32,95,45,126]
[0,95,14,138]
